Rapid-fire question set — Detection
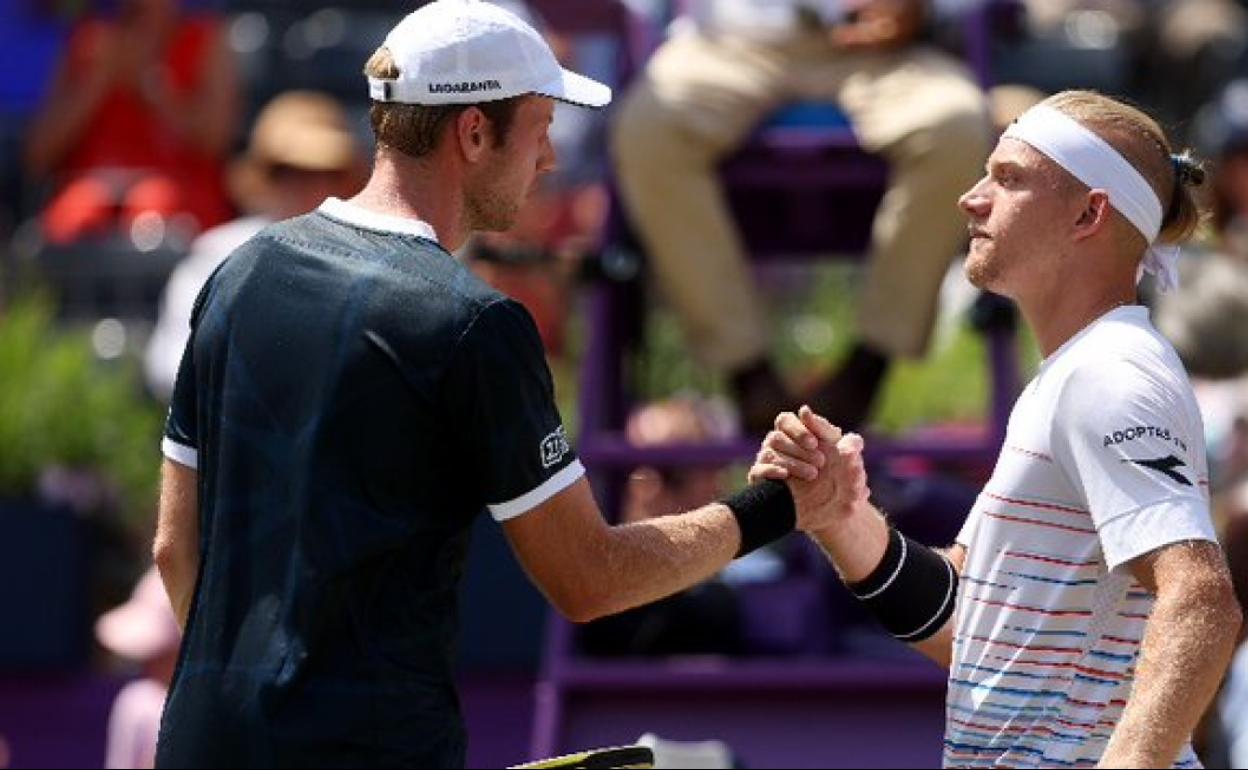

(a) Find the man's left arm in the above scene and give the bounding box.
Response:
[153,459,200,629]
[1099,540,1243,768]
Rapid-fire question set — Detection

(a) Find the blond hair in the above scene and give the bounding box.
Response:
[1043,90,1206,244]
[363,48,520,159]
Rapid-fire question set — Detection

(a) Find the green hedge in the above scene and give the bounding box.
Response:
[0,296,163,526]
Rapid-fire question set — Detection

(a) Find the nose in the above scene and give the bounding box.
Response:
[959,176,990,219]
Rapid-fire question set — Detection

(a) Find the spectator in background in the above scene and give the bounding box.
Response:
[95,567,181,770]
[618,396,738,526]
[144,90,364,401]
[1145,0,1248,137]
[581,396,749,657]
[1011,0,1246,146]
[612,0,991,433]
[1193,79,1248,261]
[23,0,239,245]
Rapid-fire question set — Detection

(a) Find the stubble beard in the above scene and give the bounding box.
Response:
[964,242,999,291]
[464,165,522,233]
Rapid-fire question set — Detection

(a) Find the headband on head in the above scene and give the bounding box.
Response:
[1002,105,1181,292]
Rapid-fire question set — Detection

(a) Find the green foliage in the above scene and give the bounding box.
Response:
[0,296,163,524]
[873,324,992,435]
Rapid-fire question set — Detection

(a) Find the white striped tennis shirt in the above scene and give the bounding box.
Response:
[947,305,1219,768]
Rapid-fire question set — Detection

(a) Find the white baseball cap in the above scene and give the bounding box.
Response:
[367,0,612,109]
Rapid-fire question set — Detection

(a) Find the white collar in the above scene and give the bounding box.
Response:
[317,197,439,243]
[1041,304,1148,370]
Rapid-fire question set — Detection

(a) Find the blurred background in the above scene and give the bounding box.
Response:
[2,0,1248,767]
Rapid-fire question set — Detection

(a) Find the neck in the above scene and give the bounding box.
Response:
[1012,242,1141,358]
[1017,273,1137,358]
[348,149,470,251]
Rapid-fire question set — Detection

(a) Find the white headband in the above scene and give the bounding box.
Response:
[1002,105,1181,292]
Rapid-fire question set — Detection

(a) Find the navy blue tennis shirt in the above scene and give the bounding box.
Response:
[156,198,583,767]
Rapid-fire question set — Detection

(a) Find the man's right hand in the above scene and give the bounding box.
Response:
[748,406,870,534]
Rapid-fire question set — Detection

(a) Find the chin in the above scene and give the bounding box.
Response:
[968,266,1013,300]
[470,206,521,234]
[963,251,990,288]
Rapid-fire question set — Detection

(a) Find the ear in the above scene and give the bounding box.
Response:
[455,107,489,163]
[1072,189,1112,242]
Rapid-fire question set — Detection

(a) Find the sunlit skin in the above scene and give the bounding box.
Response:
[958,137,1141,357]
[464,95,557,233]
[959,138,1085,301]
[350,94,557,253]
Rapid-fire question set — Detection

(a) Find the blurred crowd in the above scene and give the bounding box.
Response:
[5,0,1248,766]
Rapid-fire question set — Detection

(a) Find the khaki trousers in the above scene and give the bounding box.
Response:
[611,30,992,370]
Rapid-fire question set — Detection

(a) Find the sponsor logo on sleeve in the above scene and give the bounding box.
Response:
[540,426,570,469]
[1102,425,1188,454]
[1122,454,1192,486]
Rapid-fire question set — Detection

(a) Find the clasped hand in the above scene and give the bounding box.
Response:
[748,405,871,536]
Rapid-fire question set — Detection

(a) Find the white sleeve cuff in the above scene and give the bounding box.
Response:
[488,460,585,522]
[161,437,199,471]
[1098,496,1218,571]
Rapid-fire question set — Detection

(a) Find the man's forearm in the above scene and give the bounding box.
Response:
[152,528,199,628]
[506,478,761,624]
[809,503,959,667]
[591,503,741,619]
[1099,584,1242,767]
[155,547,199,629]
[807,502,891,583]
[153,459,201,629]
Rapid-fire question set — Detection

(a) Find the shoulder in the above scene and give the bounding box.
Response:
[1049,329,1200,454]
[1054,355,1185,429]
[455,296,544,353]
[1058,315,1188,404]
[265,212,516,331]
[170,217,268,291]
[190,216,269,257]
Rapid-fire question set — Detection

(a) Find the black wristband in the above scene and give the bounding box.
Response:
[845,526,958,642]
[721,480,797,558]
[846,525,906,597]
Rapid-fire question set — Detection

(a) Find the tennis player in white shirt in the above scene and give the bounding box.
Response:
[752,89,1243,768]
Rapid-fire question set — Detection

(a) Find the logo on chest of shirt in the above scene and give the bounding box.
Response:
[541,426,571,469]
[1102,425,1188,454]
[1122,454,1193,486]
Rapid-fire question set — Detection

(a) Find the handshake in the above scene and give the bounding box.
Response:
[745,406,958,650]
[747,405,872,538]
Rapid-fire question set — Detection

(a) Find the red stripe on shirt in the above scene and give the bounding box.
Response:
[965,634,1085,653]
[1003,550,1101,569]
[984,492,1089,516]
[984,511,1097,535]
[969,597,1094,618]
